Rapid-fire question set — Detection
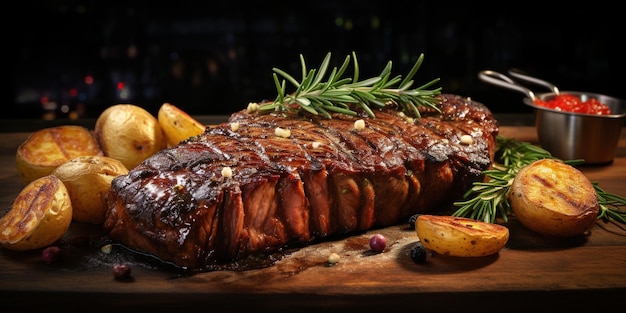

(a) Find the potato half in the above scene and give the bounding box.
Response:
[415,215,509,257]
[95,104,166,170]
[0,175,73,251]
[158,102,206,147]
[52,155,129,224]
[509,158,599,237]
[16,125,103,185]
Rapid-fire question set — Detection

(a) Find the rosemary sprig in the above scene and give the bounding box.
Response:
[594,183,626,224]
[452,136,626,226]
[260,52,442,119]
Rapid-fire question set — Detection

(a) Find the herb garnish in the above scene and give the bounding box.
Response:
[595,183,626,224]
[452,135,626,225]
[260,52,442,119]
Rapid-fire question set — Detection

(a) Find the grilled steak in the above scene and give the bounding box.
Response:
[103,94,499,270]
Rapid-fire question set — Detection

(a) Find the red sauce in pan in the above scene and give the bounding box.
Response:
[534,94,612,115]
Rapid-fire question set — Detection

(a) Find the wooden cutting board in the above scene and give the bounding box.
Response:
[1,125,625,313]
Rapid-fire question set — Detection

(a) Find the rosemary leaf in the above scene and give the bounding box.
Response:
[298,101,318,115]
[594,183,626,224]
[348,77,383,88]
[322,105,357,116]
[400,53,424,88]
[314,105,332,119]
[311,53,331,88]
[272,67,299,89]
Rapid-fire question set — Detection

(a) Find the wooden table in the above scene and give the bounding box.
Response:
[1,121,625,313]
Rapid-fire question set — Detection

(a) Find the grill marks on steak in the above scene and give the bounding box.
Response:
[103,94,499,269]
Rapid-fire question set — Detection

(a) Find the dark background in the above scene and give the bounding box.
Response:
[8,1,625,120]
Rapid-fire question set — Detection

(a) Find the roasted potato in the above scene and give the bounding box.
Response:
[509,158,599,237]
[51,155,129,224]
[94,104,167,170]
[16,125,103,185]
[0,175,73,251]
[415,214,509,257]
[158,102,206,147]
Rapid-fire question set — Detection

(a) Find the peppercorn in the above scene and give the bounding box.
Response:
[41,246,62,263]
[408,214,421,229]
[369,234,387,252]
[112,264,132,281]
[410,243,427,263]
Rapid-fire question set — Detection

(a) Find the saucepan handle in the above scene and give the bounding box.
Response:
[477,70,537,101]
[507,68,560,95]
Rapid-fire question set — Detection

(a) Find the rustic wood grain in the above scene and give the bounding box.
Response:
[1,125,625,313]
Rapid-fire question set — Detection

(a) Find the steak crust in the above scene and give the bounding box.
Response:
[103,94,499,270]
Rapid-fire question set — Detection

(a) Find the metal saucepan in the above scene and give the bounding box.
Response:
[478,70,626,164]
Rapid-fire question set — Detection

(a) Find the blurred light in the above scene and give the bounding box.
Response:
[127,44,138,58]
[117,82,125,90]
[69,88,78,97]
[335,17,343,27]
[119,86,130,100]
[61,104,70,113]
[344,19,353,31]
[40,96,49,104]
[371,16,380,30]
[42,101,57,111]
[84,75,94,85]
[75,103,86,116]
[42,111,55,121]
[228,48,237,61]
[16,88,41,104]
